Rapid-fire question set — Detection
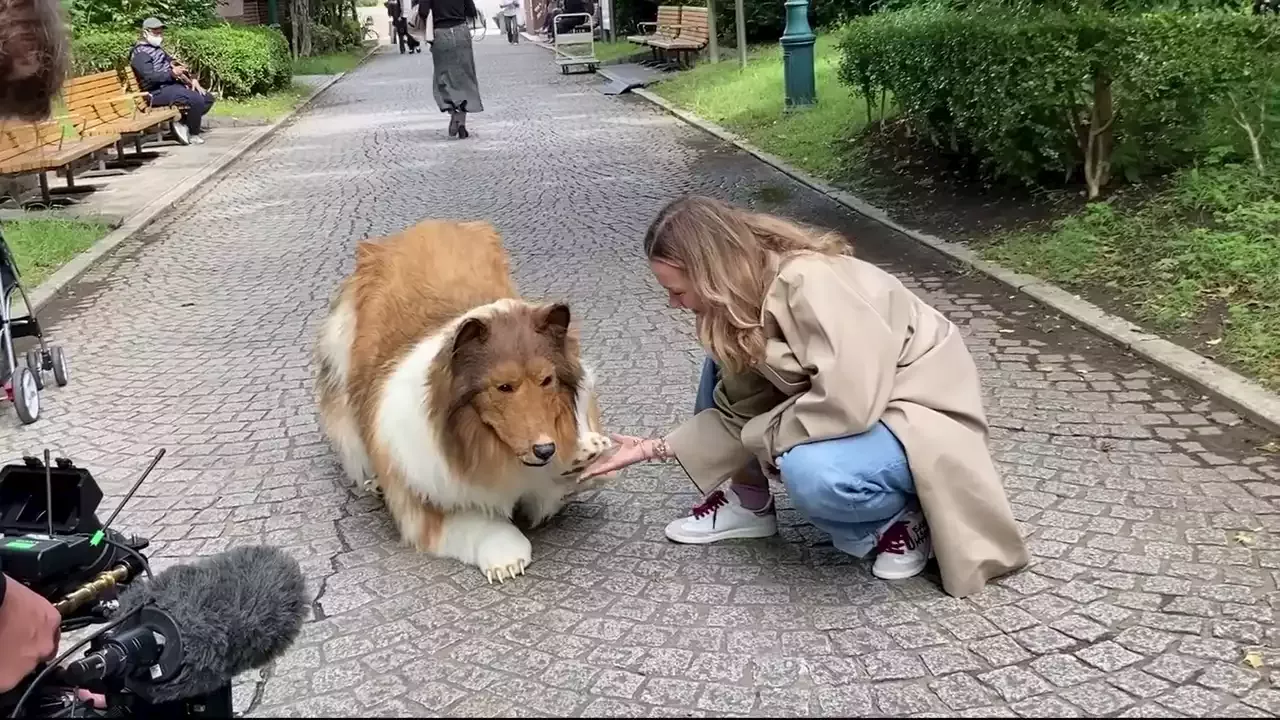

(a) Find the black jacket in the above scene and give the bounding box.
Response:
[129,42,178,93]
[413,0,478,29]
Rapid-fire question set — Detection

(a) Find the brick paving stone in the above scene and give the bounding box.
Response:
[2,39,1278,718]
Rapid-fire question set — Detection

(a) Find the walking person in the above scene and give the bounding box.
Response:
[413,0,484,138]
[386,0,423,53]
[581,196,1029,597]
[500,0,521,43]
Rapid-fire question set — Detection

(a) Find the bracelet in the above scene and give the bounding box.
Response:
[648,437,673,462]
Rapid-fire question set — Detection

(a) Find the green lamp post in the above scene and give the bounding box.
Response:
[780,0,816,109]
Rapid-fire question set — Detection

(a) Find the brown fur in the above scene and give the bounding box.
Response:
[324,218,597,557]
[0,0,69,120]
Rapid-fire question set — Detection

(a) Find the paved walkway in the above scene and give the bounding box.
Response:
[4,40,1278,718]
[0,127,258,224]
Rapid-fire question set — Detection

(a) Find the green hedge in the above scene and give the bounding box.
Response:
[838,8,1280,194]
[72,24,292,98]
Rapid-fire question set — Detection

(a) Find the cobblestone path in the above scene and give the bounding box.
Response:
[3,39,1278,718]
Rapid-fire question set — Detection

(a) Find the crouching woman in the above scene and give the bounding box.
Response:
[582,196,1029,597]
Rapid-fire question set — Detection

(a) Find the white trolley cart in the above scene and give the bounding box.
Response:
[552,12,598,74]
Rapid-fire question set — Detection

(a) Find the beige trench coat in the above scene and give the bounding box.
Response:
[665,253,1030,597]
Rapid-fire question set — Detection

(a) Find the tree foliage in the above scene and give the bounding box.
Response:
[839,6,1280,195]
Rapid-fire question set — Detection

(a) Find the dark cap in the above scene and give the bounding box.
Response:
[141,17,166,30]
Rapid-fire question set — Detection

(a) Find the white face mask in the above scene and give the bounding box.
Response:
[145,33,163,46]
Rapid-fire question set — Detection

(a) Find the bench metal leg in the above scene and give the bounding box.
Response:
[38,172,50,206]
[105,136,155,169]
[48,163,104,197]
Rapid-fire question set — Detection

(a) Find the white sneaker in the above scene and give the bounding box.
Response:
[664,488,778,544]
[189,135,206,145]
[872,509,933,580]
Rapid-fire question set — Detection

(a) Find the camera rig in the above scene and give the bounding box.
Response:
[0,449,231,719]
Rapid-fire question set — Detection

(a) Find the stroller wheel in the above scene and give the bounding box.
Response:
[51,347,68,387]
[25,350,44,391]
[12,367,39,425]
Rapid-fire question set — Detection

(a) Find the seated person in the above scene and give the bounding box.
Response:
[541,0,561,35]
[555,0,588,33]
[129,17,215,145]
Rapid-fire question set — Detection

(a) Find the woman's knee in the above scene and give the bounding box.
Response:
[778,425,915,520]
[778,443,844,515]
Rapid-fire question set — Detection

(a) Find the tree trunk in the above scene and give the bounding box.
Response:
[300,0,313,57]
[1083,70,1114,200]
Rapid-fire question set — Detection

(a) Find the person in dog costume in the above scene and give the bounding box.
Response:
[582,196,1029,597]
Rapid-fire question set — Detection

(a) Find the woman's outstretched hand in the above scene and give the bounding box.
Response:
[580,433,666,479]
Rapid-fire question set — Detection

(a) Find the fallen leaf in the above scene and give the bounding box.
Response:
[1244,650,1265,669]
[1233,532,1256,546]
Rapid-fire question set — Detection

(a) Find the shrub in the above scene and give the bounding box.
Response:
[838,7,1280,195]
[69,0,220,29]
[712,0,878,43]
[73,24,293,98]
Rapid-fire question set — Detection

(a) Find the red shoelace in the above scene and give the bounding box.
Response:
[875,518,927,555]
[692,490,728,519]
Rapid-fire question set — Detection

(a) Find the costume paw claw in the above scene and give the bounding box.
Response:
[560,432,614,479]
[484,559,528,584]
[475,527,532,584]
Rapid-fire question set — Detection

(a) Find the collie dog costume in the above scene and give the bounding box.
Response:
[314,219,612,582]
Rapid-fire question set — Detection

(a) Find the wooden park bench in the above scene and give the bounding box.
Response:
[0,117,120,206]
[647,6,710,68]
[61,70,183,162]
[627,4,683,49]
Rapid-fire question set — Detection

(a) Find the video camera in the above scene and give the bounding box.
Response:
[0,448,229,718]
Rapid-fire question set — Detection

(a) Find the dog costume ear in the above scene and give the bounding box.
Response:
[537,303,571,342]
[454,317,488,352]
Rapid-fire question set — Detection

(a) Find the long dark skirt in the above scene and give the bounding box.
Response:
[431,23,484,114]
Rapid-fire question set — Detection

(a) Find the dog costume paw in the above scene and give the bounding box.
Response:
[476,527,533,584]
[560,432,614,480]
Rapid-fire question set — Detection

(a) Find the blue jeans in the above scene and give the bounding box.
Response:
[695,357,917,557]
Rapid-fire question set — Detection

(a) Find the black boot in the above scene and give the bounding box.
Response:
[456,111,469,139]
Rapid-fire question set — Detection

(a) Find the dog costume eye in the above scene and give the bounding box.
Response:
[540,376,553,387]
[498,383,514,393]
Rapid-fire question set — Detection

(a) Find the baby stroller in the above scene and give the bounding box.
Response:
[0,227,69,425]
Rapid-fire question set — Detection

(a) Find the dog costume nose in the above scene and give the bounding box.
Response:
[532,443,556,461]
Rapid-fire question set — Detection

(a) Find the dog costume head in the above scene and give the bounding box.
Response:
[446,302,583,468]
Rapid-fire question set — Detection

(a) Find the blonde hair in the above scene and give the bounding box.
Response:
[643,195,849,374]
